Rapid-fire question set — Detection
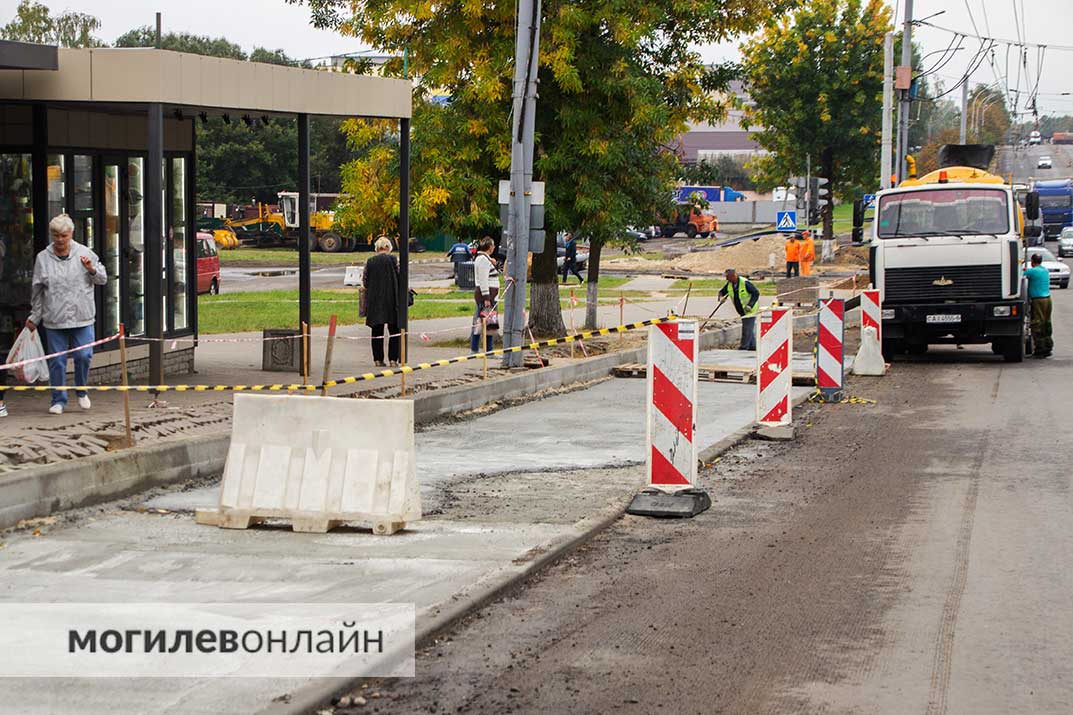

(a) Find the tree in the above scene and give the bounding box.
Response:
[293,0,787,334]
[1,0,102,47]
[679,155,756,191]
[740,0,892,242]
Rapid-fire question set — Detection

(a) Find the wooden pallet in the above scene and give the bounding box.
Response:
[195,507,407,535]
[613,362,816,386]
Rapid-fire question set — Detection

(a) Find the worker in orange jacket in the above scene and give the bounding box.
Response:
[800,229,816,276]
[785,233,801,277]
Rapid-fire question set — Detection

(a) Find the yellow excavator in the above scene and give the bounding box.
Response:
[214,193,371,253]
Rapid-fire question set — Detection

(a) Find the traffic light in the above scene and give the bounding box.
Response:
[851,199,864,243]
[815,177,831,210]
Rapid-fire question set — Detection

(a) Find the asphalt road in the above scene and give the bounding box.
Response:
[332,289,1073,713]
[997,142,1073,185]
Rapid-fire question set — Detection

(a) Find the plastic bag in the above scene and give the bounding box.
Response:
[5,327,50,384]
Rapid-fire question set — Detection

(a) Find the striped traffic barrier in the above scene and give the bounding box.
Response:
[7,316,676,393]
[817,298,845,402]
[627,320,711,518]
[853,289,886,376]
[757,307,793,435]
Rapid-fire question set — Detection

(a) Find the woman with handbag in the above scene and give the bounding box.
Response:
[471,236,499,353]
[362,236,401,367]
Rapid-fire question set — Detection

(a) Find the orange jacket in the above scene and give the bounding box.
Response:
[800,234,816,262]
[785,238,801,262]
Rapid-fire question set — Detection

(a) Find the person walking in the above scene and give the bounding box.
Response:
[561,232,583,284]
[471,236,499,353]
[446,238,471,278]
[717,268,761,351]
[26,214,106,415]
[1025,252,1053,357]
[785,233,801,278]
[362,236,401,367]
[799,229,816,276]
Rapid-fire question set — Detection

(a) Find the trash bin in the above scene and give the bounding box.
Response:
[455,260,476,290]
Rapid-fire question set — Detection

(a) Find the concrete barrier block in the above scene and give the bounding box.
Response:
[197,394,420,534]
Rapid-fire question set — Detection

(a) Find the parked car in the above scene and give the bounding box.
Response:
[196,231,221,294]
[1026,246,1070,289]
[1058,226,1073,257]
[1037,155,1053,169]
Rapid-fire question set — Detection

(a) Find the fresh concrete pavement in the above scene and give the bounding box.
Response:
[0,345,813,714]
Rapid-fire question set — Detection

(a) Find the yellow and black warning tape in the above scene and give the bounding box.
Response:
[807,390,876,405]
[8,316,676,393]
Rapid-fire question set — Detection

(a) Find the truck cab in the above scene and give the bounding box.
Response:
[1032,179,1072,239]
[870,145,1041,362]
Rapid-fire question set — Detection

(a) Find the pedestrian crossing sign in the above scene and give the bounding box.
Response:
[776,211,797,232]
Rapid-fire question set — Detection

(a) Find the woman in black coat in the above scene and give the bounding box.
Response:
[362,236,400,366]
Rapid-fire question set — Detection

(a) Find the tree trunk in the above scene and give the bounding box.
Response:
[528,230,566,337]
[819,147,836,261]
[584,240,602,330]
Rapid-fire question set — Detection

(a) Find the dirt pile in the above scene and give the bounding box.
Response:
[674,235,786,274]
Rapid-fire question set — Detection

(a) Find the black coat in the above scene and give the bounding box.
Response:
[363,253,399,326]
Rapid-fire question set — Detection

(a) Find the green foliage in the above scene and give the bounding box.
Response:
[740,0,893,198]
[293,0,789,247]
[1,0,102,47]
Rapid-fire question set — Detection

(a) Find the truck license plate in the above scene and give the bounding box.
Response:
[926,314,961,324]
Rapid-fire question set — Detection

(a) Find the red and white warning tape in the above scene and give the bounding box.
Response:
[1,331,119,372]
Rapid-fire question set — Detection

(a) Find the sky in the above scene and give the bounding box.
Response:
[23,0,1073,116]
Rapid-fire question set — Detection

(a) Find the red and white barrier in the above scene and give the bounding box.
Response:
[817,298,845,400]
[757,308,793,427]
[646,320,698,490]
[853,289,886,376]
[861,289,882,343]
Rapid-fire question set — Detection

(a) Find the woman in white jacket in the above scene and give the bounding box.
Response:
[471,236,499,353]
[26,214,107,415]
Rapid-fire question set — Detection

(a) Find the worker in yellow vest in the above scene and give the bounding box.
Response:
[800,229,816,276]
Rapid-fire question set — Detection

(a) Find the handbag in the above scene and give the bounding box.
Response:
[408,288,416,307]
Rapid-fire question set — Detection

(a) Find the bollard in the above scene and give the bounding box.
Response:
[118,324,135,448]
[320,314,337,397]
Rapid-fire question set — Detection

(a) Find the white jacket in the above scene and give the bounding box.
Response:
[29,242,107,329]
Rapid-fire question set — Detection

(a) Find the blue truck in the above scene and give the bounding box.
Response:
[1033,179,1073,239]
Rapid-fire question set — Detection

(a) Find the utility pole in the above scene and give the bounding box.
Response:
[881,31,894,189]
[959,80,968,143]
[501,0,542,368]
[896,0,913,183]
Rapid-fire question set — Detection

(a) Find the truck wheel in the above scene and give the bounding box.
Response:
[1003,335,1025,363]
[318,232,344,253]
[881,339,901,361]
[907,341,928,356]
[686,225,697,238]
[991,342,1003,355]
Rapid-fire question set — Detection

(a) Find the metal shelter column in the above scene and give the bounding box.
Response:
[297,113,311,347]
[146,102,164,385]
[398,117,410,337]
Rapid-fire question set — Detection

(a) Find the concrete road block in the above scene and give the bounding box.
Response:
[196,394,420,534]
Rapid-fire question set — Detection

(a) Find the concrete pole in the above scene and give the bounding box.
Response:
[297,114,311,339]
[897,0,913,183]
[959,81,968,143]
[502,0,542,368]
[881,32,894,189]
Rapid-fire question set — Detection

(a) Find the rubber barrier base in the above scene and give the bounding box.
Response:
[626,488,712,519]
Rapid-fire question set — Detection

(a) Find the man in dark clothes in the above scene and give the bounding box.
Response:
[716,267,761,350]
[446,239,471,278]
[362,236,401,367]
[561,232,583,284]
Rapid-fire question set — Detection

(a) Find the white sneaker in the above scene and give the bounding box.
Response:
[48,404,64,415]
[78,394,91,410]
[0,404,7,417]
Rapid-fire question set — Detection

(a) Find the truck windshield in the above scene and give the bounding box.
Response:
[1040,195,1072,209]
[876,188,1010,238]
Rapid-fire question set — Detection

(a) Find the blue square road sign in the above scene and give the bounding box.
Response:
[776,211,797,232]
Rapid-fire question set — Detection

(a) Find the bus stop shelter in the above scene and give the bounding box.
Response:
[0,42,412,385]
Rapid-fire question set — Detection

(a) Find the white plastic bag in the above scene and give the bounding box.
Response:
[5,327,50,384]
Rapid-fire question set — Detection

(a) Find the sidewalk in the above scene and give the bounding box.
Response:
[0,295,766,473]
[0,355,813,715]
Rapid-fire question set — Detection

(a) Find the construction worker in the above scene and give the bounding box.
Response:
[785,233,801,278]
[799,229,816,276]
[717,268,761,351]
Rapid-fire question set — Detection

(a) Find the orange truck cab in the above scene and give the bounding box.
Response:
[659,205,718,238]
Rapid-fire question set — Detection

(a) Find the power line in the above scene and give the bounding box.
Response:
[915,20,1073,52]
